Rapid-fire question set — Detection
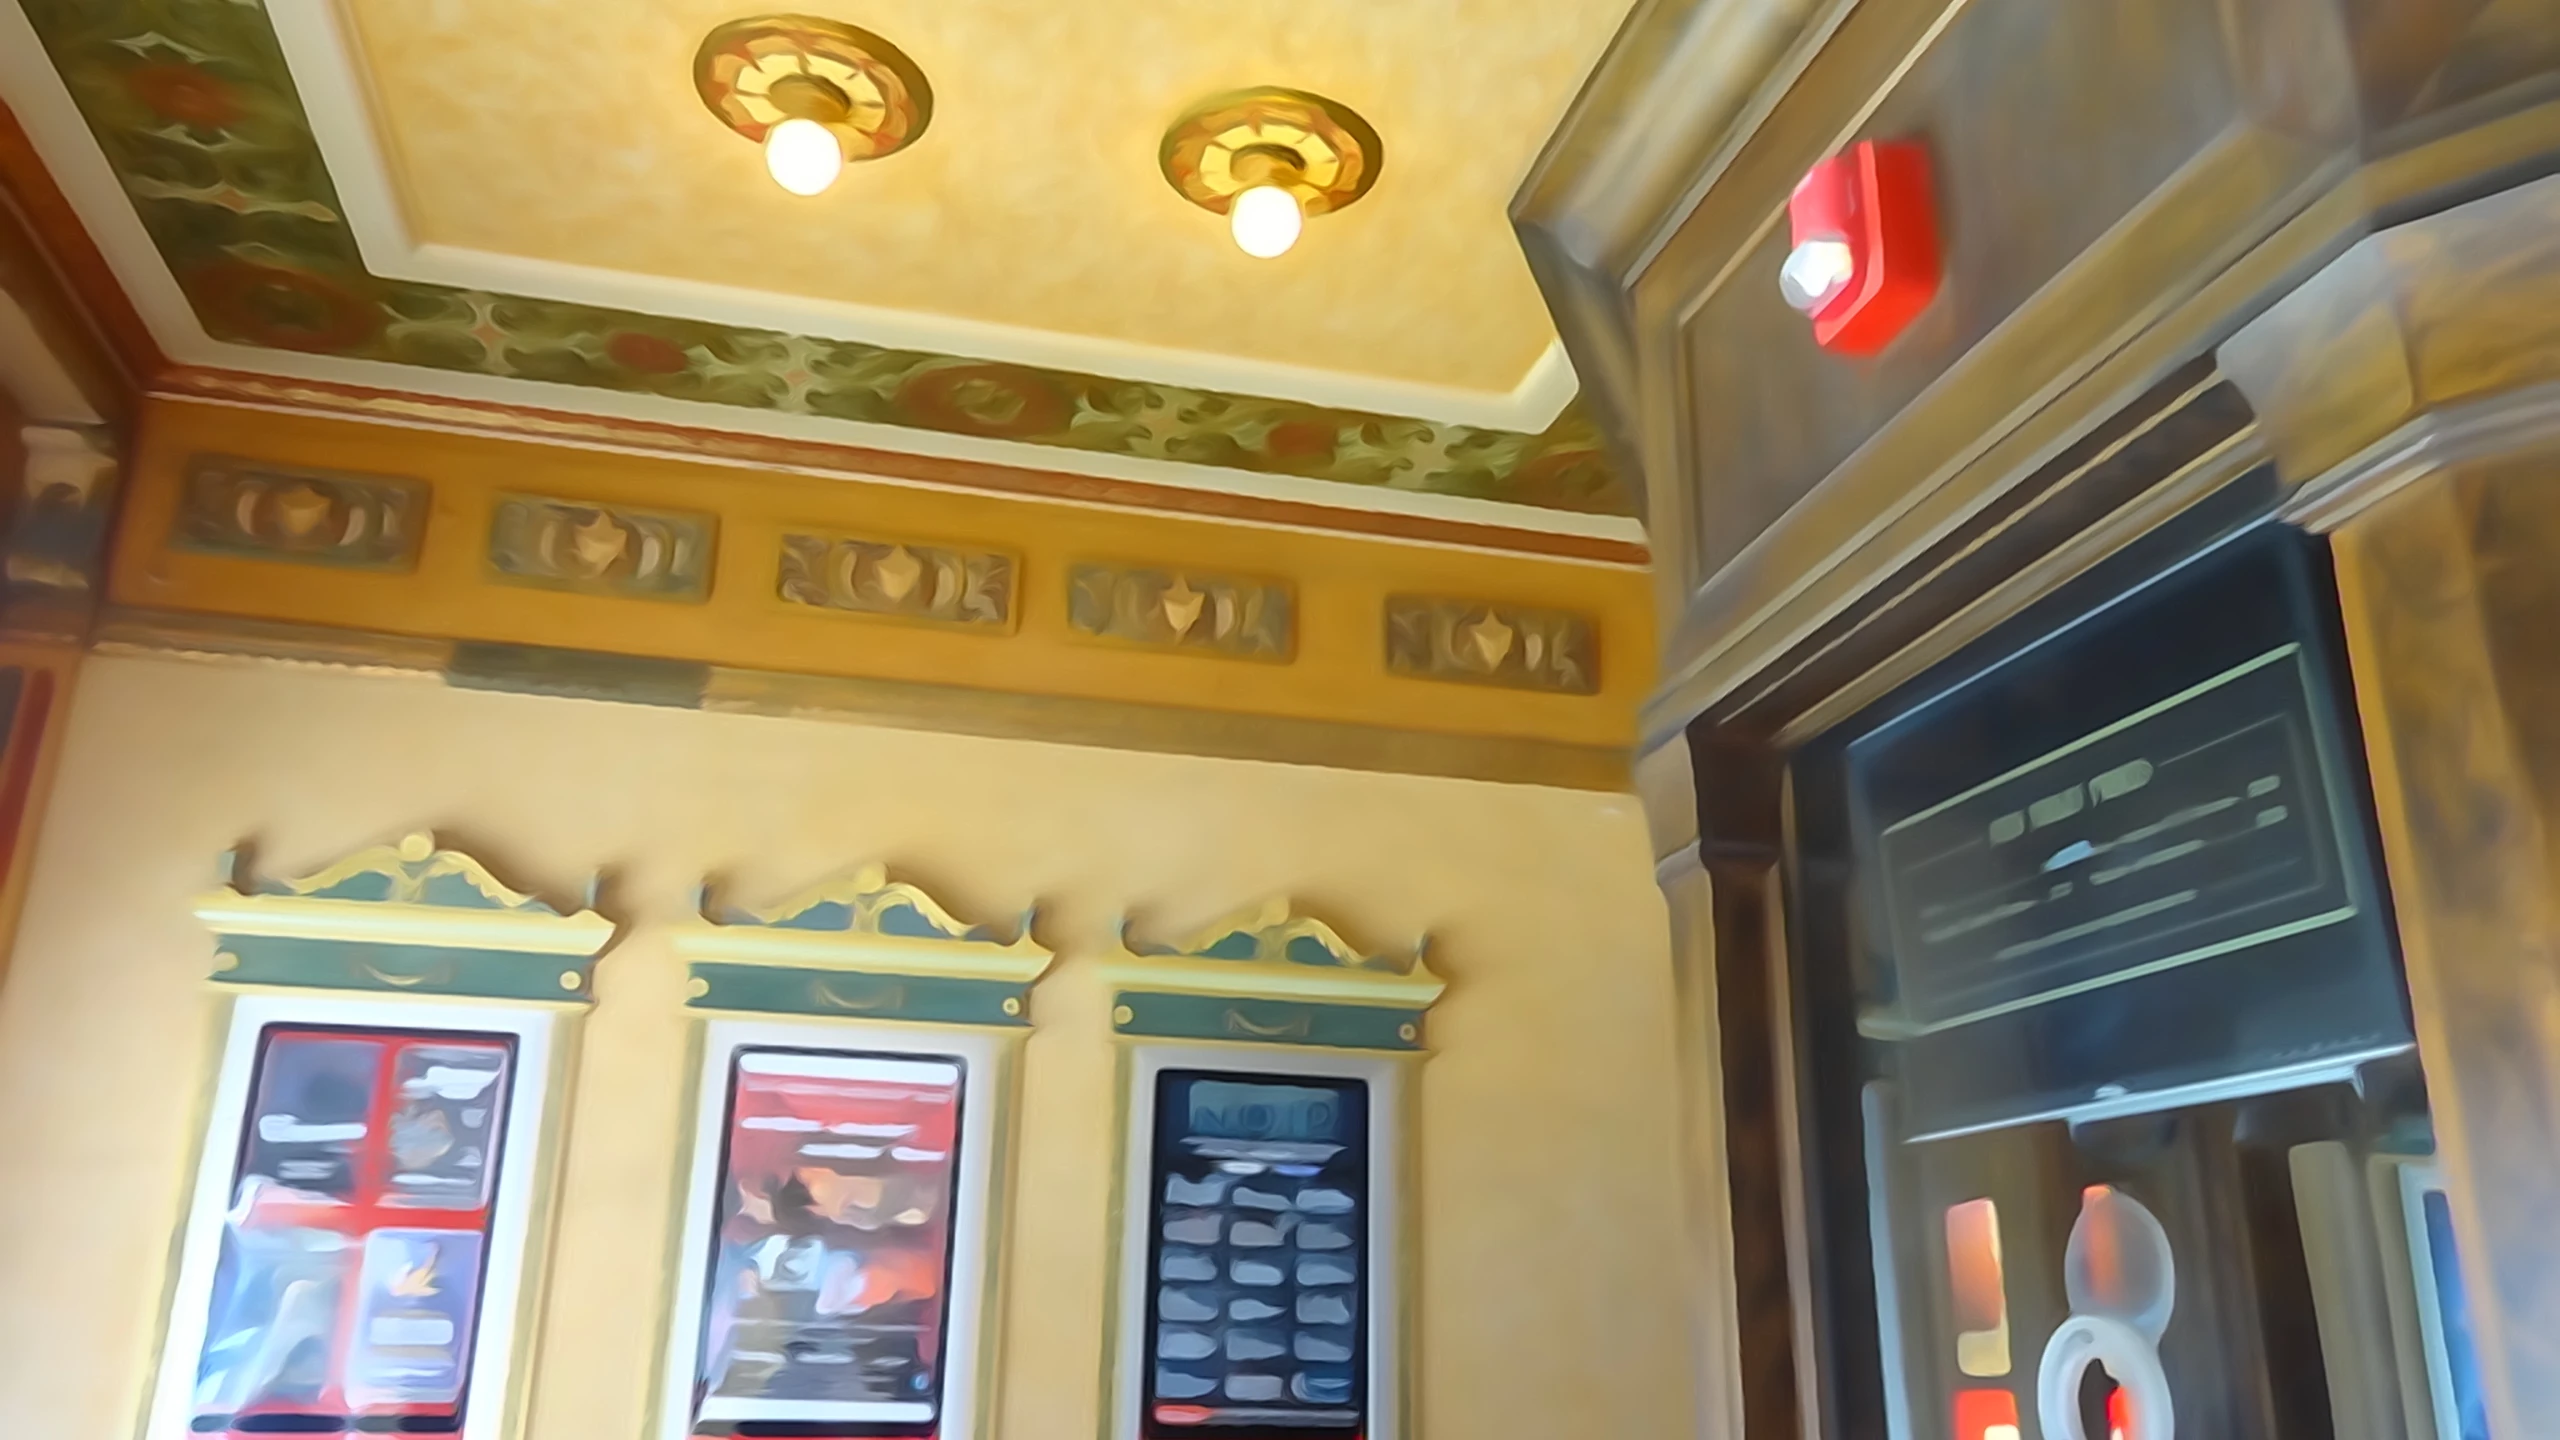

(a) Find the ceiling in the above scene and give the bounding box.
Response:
[1,0,1645,540]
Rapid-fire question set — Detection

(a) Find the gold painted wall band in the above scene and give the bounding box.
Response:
[93,607,1633,790]
[109,399,1652,769]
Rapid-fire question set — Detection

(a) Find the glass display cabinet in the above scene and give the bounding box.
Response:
[1786,518,2485,1440]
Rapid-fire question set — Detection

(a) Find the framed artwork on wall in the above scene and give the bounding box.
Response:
[656,866,1051,1440]
[141,834,616,1440]
[1099,901,1444,1440]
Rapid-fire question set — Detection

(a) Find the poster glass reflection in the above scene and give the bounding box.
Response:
[189,1025,515,1436]
[688,1048,967,1435]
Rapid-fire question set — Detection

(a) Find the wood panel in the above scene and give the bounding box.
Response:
[1682,732,1805,1440]
[1519,0,2560,742]
[1677,0,2247,580]
[2329,457,2560,1440]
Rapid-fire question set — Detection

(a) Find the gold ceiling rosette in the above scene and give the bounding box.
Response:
[693,13,933,159]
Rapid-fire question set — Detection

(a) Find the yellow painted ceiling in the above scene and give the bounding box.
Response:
[343,0,1629,396]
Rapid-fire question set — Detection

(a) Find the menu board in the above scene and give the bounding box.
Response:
[690,1049,966,1431]
[1870,642,2357,1031]
[1837,523,2411,1137]
[1142,1071,1369,1436]
[194,1026,512,1433]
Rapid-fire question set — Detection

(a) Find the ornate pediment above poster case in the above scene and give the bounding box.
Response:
[1104,898,1447,1051]
[677,864,1052,1027]
[193,831,616,1001]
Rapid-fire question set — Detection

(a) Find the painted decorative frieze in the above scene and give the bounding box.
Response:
[778,531,1016,629]
[486,493,715,601]
[16,2,1633,515]
[1067,562,1293,660]
[1105,898,1446,1051]
[173,455,427,571]
[678,863,1052,1026]
[1383,595,1598,694]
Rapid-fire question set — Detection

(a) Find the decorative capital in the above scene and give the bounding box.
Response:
[678,864,1051,1026]
[1105,899,1444,1051]
[4,422,120,635]
[194,832,616,1001]
[2223,172,2560,501]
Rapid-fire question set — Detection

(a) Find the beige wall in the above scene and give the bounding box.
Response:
[0,652,1693,1438]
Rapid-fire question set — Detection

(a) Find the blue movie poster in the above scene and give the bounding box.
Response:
[345,1229,487,1408]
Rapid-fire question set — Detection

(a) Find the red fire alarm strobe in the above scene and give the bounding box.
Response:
[1781,138,1940,355]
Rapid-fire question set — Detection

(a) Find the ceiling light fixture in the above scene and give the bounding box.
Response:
[1161,89,1381,260]
[695,15,932,198]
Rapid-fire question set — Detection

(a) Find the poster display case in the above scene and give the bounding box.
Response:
[1789,524,2474,1439]
[143,833,615,1440]
[196,1026,515,1428]
[1139,1069,1373,1431]
[657,865,1051,1440]
[1098,901,1443,1440]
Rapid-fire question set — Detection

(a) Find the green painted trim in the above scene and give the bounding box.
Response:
[686,960,1027,1026]
[18,0,1628,517]
[447,641,710,709]
[210,934,596,1002]
[1111,989,1421,1051]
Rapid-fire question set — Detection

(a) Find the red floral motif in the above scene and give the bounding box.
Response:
[1262,419,1340,463]
[606,331,691,375]
[895,364,1072,439]
[1503,445,1623,514]
[126,63,242,129]
[190,260,383,354]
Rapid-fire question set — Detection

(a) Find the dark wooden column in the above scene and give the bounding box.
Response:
[1682,732,1804,1440]
[2223,169,2560,1440]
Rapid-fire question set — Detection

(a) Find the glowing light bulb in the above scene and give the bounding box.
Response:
[1229,184,1304,259]
[764,117,843,196]
[1779,236,1855,311]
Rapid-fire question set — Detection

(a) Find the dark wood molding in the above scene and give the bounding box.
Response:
[0,95,159,421]
[1704,860,1803,1440]
[1686,725,1800,1440]
[1511,0,1843,517]
[1719,359,2260,738]
[2224,171,2560,494]
[2329,446,2560,1440]
[1519,0,2560,742]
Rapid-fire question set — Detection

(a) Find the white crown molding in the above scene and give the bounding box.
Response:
[269,0,1579,434]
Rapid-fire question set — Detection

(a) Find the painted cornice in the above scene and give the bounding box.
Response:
[13,0,1634,519]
